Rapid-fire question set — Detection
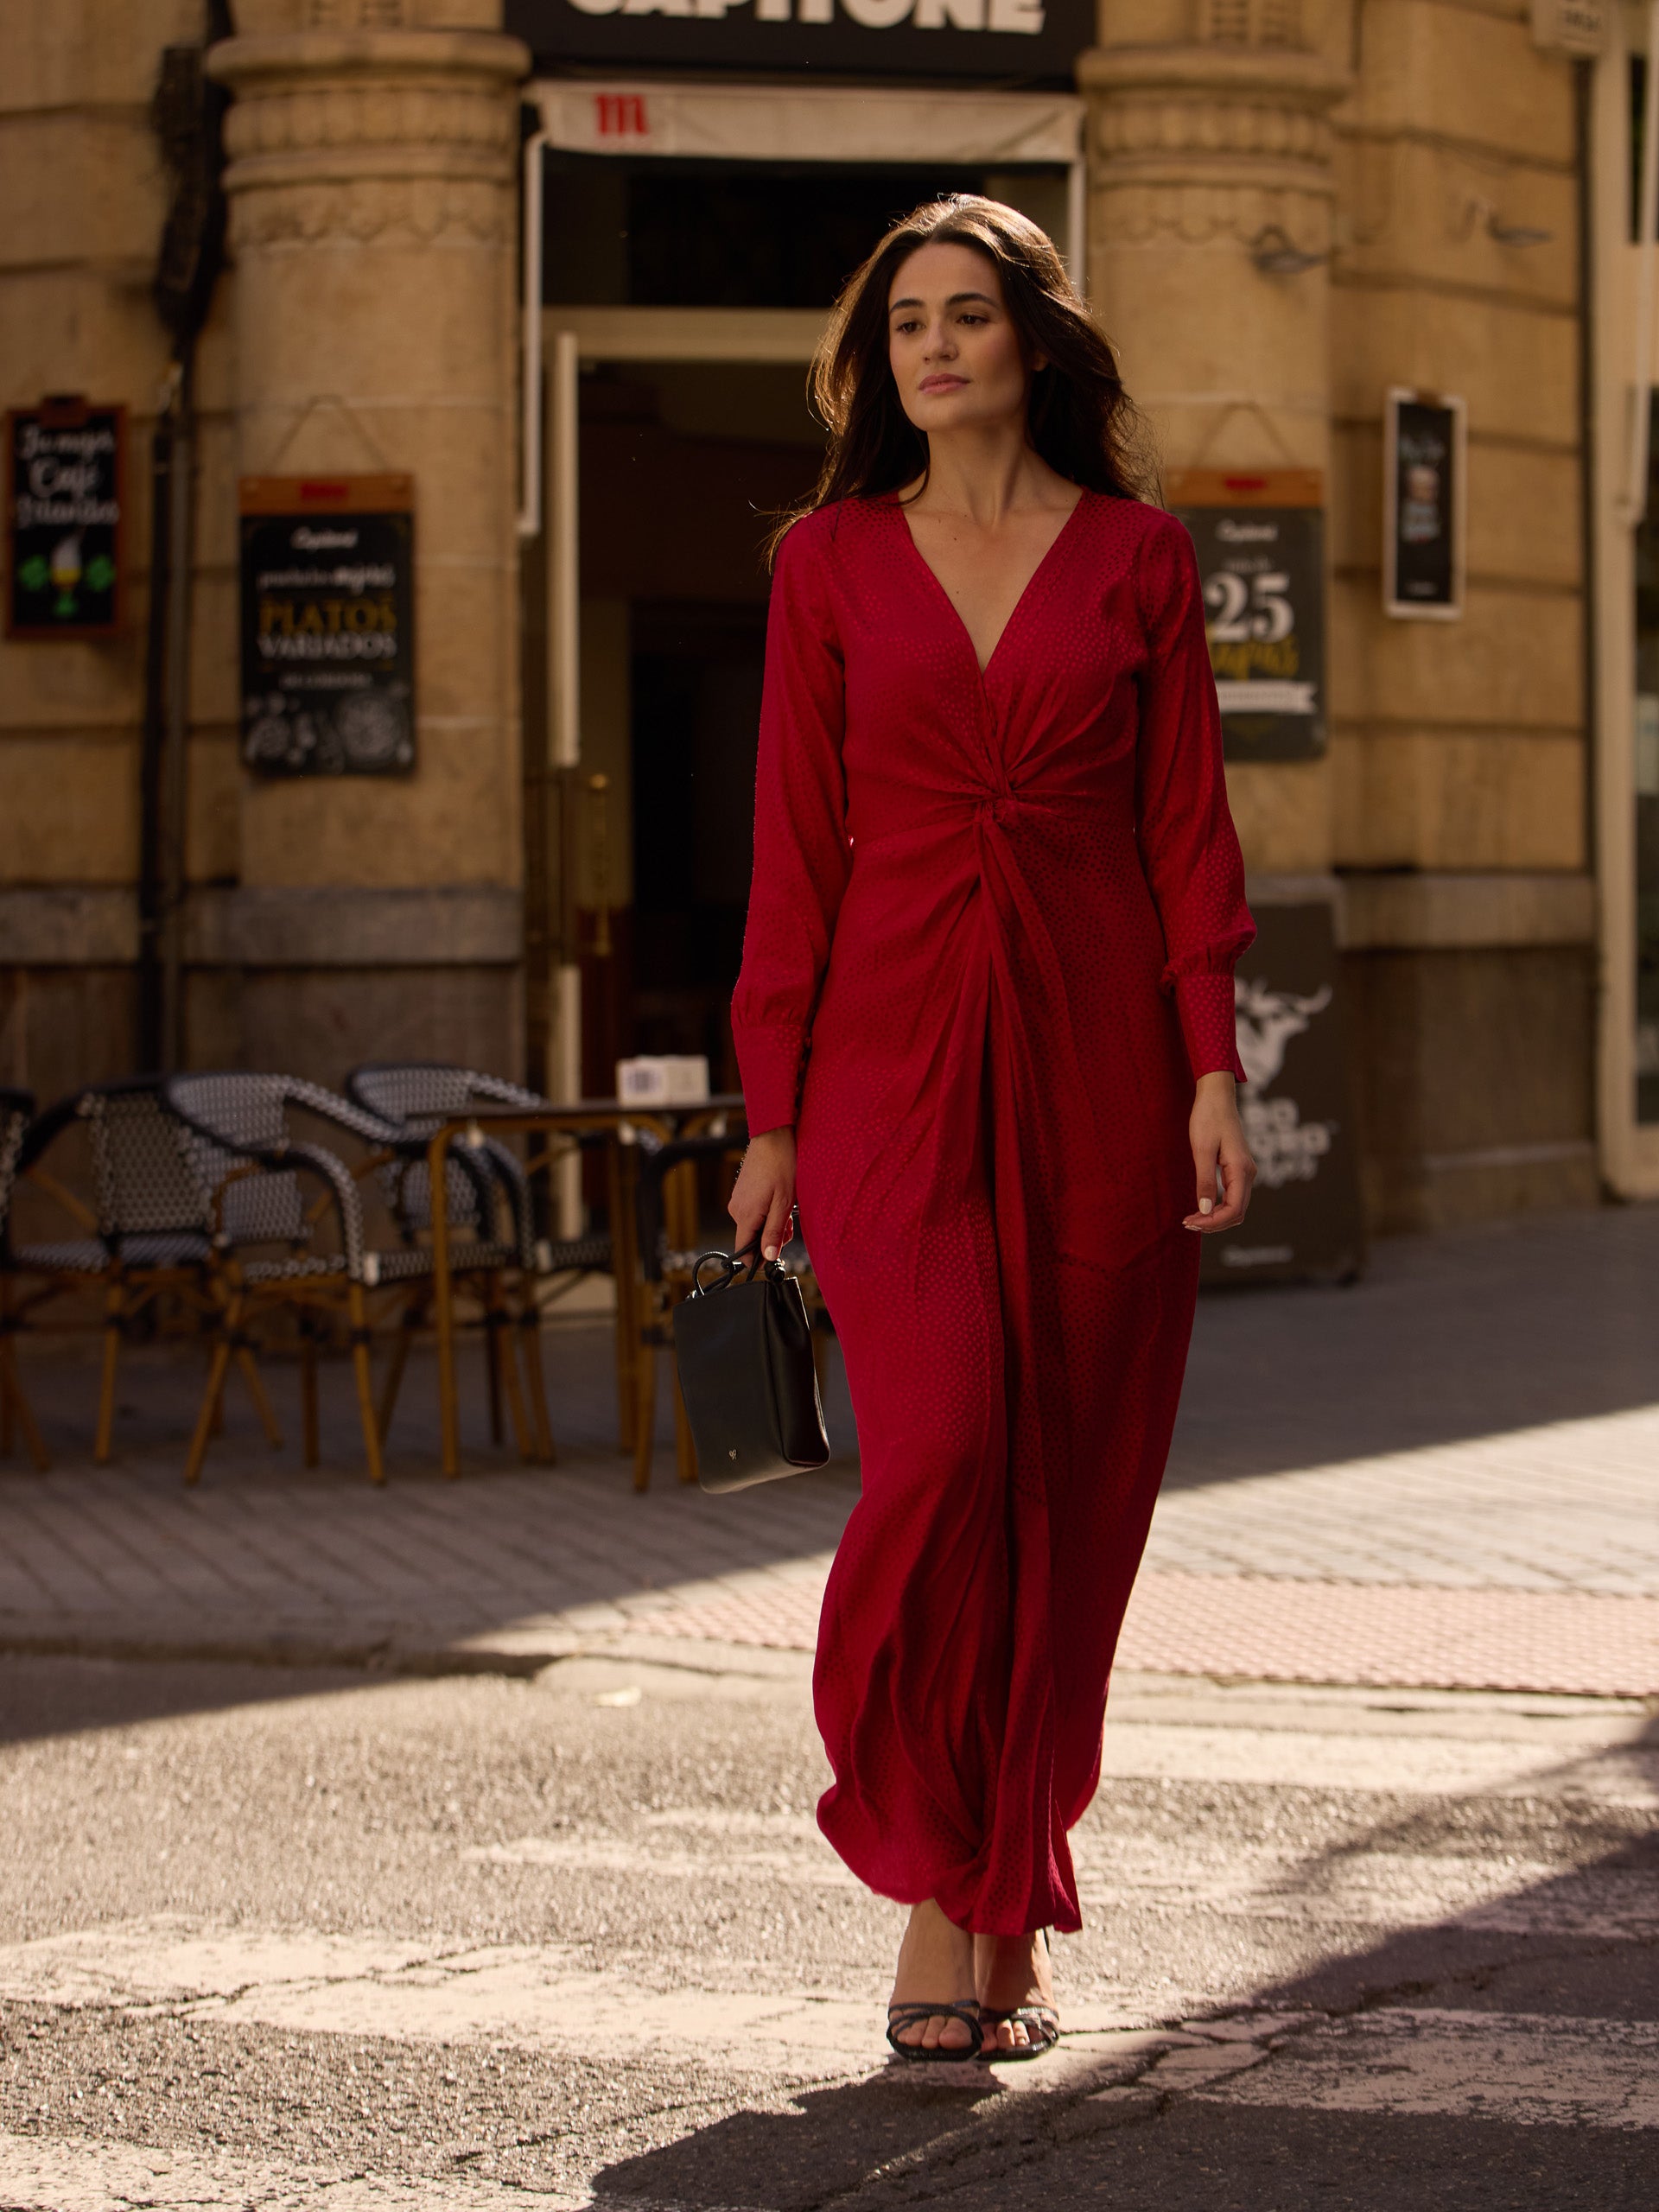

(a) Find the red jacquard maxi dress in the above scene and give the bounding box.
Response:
[730,490,1254,1938]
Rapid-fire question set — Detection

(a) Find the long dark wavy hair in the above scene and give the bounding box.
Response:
[768,194,1154,563]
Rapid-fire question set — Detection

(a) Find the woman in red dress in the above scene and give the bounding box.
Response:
[728,197,1256,2063]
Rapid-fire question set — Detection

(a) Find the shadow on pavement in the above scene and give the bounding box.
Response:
[0,1651,374,1749]
[1171,1203,1659,1488]
[588,1713,1659,2212]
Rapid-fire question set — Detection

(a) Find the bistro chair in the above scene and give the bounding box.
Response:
[0,1088,49,1471]
[345,1062,616,1461]
[5,1077,281,1466]
[163,1072,441,1486]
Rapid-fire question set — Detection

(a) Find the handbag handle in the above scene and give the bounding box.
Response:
[690,1234,778,1297]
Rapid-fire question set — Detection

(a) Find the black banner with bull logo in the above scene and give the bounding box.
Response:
[1201,899,1365,1288]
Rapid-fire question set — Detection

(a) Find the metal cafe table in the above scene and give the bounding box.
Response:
[423,1096,745,1479]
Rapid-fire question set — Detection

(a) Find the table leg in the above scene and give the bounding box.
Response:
[609,1141,639,1455]
[430,1129,460,1479]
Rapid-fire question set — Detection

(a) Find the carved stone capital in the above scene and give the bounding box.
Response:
[208,27,529,245]
[1080,42,1352,197]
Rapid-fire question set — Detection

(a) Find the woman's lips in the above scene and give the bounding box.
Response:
[919,376,967,394]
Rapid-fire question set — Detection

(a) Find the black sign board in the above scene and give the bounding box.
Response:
[1166,468,1325,765]
[506,0,1092,80]
[1385,388,1464,620]
[238,475,415,778]
[6,397,124,639]
[1201,901,1364,1289]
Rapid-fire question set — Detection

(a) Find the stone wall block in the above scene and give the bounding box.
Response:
[1331,133,1577,310]
[0,274,171,411]
[238,720,519,888]
[1329,577,1580,728]
[0,740,139,883]
[1343,0,1573,165]
[0,113,170,271]
[187,734,245,885]
[1332,729,1586,872]
[0,0,204,114]
[1331,283,1576,445]
[1224,758,1334,874]
[188,573,244,729]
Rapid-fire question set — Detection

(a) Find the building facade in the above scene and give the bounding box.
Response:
[3,0,1655,1234]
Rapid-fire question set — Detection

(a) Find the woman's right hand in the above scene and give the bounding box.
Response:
[728,1127,798,1262]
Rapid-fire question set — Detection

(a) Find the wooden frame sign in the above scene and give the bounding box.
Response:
[1383,389,1465,620]
[1166,468,1326,763]
[6,396,125,639]
[238,474,416,777]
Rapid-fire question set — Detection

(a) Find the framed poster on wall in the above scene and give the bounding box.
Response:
[5,396,124,639]
[1165,467,1326,764]
[238,474,415,777]
[1383,388,1465,620]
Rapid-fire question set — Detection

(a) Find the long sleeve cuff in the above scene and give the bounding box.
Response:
[734,1023,804,1135]
[1174,971,1247,1084]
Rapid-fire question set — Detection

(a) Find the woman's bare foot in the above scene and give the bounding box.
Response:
[974,1929,1056,2055]
[888,1899,977,2054]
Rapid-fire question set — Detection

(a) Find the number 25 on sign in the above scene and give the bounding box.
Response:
[1166,467,1327,766]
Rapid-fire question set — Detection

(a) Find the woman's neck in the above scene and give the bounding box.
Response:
[905,424,1073,527]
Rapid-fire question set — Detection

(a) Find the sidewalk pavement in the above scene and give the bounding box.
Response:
[2,1203,1656,1697]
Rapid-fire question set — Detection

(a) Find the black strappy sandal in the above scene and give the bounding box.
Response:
[977,2001,1060,2061]
[978,1929,1060,2063]
[886,2000,984,2063]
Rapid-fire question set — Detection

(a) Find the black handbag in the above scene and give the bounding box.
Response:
[671,1240,831,1492]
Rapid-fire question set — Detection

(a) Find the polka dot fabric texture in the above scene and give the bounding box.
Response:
[731,493,1255,1936]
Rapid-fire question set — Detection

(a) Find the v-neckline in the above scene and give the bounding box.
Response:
[893,489,1090,680]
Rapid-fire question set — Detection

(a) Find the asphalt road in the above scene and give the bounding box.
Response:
[0,1647,1655,2210]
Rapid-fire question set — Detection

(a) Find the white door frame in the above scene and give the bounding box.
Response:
[537,308,827,1221]
[1592,22,1659,1197]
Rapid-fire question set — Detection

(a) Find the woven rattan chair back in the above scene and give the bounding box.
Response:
[346,1063,548,1254]
[79,1080,213,1242]
[0,1090,35,1252]
[166,1074,402,1280]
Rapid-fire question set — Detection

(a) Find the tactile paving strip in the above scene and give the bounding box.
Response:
[626,1570,1659,1698]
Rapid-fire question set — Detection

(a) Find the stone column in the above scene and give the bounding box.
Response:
[203,3,529,1079]
[1080,14,1351,876]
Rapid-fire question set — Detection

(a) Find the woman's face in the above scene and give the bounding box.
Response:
[887,240,1039,439]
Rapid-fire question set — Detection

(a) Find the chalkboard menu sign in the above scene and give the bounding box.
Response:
[1166,468,1325,764]
[238,475,415,778]
[1200,901,1364,1289]
[505,0,1093,82]
[1384,389,1464,620]
[6,397,124,639]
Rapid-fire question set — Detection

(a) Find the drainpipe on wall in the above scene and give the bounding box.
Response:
[141,6,230,1070]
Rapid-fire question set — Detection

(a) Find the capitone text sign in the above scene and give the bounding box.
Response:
[506,0,1093,79]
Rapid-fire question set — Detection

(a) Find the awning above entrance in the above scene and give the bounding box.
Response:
[525,74,1082,165]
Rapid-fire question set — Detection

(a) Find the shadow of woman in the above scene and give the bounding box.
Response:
[590,2063,1000,2211]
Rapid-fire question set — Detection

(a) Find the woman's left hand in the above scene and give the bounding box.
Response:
[1184,1071,1255,1233]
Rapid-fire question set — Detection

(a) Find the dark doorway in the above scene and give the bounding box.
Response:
[630,601,766,1086]
[571,359,825,1107]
